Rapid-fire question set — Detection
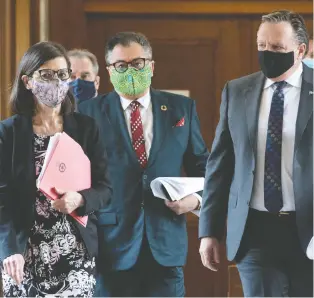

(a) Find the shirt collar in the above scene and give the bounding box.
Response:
[120,91,151,111]
[264,63,303,89]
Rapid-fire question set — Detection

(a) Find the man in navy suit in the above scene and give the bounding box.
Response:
[199,10,313,297]
[79,32,209,297]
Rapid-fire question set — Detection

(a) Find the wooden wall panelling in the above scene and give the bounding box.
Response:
[85,0,312,2]
[305,17,313,40]
[15,0,31,66]
[30,0,41,44]
[0,0,15,119]
[214,17,253,124]
[0,0,42,120]
[84,0,313,15]
[49,0,87,50]
[38,0,49,42]
[228,264,244,297]
[150,37,217,148]
[186,214,229,297]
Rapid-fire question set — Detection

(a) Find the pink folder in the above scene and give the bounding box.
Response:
[37,132,91,227]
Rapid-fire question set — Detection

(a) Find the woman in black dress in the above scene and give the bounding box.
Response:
[0,41,112,297]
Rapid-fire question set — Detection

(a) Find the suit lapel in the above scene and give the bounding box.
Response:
[101,92,140,167]
[294,65,313,152]
[147,89,170,167]
[63,114,79,142]
[245,72,265,158]
[12,115,36,197]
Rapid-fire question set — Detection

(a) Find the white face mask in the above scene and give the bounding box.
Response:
[303,58,314,68]
[31,79,69,107]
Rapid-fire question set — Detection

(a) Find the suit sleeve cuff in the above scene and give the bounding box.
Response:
[190,193,202,217]
[76,192,87,216]
[193,193,202,208]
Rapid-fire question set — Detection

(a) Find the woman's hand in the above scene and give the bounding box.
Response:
[51,188,84,214]
[3,254,25,285]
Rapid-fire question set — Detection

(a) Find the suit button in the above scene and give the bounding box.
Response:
[143,175,147,180]
[141,201,144,208]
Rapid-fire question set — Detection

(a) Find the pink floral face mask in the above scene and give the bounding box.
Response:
[31,80,69,107]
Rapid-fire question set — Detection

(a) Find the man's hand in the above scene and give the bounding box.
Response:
[51,188,84,214]
[3,254,25,285]
[199,237,220,271]
[165,194,199,215]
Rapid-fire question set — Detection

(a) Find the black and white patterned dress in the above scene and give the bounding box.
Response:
[2,134,96,297]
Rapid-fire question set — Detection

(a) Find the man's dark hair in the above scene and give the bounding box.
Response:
[261,10,309,56]
[105,32,152,64]
[10,41,75,115]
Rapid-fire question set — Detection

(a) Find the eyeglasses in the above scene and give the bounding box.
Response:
[108,58,151,73]
[32,68,72,81]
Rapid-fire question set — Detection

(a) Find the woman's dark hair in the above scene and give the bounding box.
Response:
[10,41,75,115]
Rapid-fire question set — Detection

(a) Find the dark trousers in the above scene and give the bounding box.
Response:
[236,209,313,297]
[94,238,185,297]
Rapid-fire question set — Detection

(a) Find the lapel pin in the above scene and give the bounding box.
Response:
[161,105,167,111]
[309,91,313,95]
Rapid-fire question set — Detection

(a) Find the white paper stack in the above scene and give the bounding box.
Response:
[150,177,205,216]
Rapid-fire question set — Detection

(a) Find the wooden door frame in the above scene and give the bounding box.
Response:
[0,0,44,119]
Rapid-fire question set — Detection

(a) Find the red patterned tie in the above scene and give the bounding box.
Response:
[130,101,148,168]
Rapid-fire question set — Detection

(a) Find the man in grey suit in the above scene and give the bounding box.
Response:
[199,10,313,297]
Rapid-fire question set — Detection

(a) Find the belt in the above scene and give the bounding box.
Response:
[249,208,296,218]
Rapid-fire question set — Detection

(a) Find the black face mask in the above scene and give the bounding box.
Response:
[258,50,295,78]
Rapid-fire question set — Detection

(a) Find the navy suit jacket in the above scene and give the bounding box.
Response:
[79,89,209,270]
[199,64,313,261]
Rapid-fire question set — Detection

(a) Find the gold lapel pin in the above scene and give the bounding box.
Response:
[161,105,167,111]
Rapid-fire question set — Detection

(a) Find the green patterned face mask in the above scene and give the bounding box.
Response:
[110,66,152,97]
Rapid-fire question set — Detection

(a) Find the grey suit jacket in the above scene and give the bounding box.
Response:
[199,64,313,261]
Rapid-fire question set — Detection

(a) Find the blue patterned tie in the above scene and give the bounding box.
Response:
[264,81,287,213]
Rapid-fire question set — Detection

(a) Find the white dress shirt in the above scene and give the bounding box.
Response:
[119,92,202,206]
[250,63,303,211]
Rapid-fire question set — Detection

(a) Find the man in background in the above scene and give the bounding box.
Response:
[68,49,100,104]
[303,34,313,68]
[199,10,313,297]
[79,32,208,297]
